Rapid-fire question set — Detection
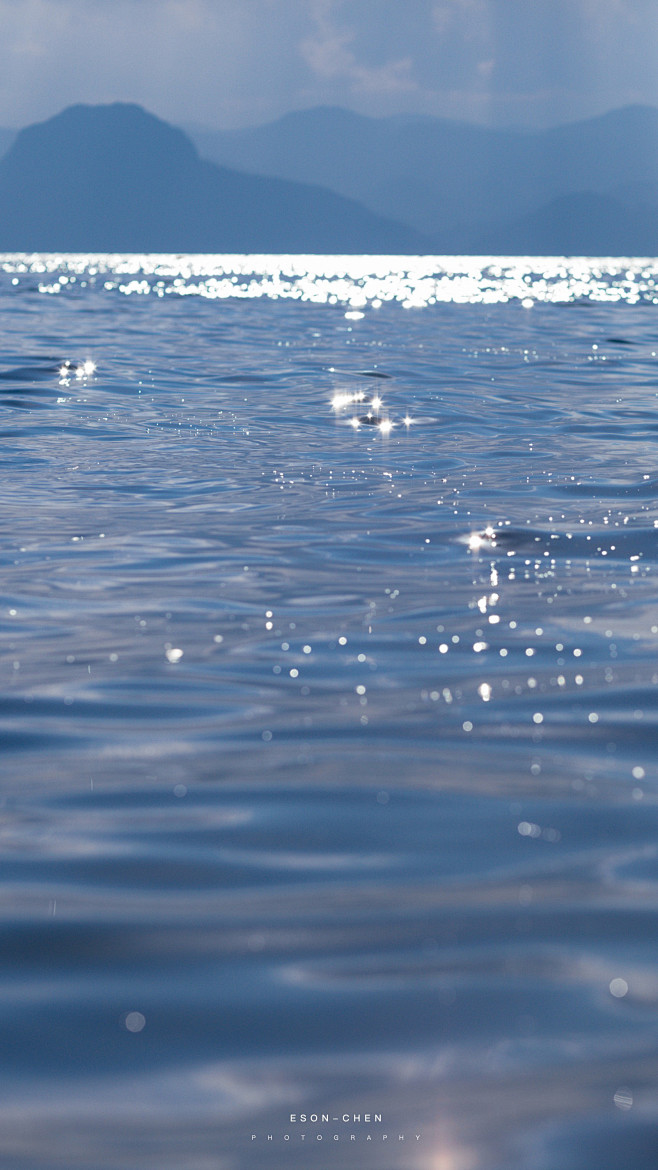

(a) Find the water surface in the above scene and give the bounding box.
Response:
[0,254,657,1169]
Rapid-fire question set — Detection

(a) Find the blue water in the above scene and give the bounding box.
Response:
[1,254,658,1169]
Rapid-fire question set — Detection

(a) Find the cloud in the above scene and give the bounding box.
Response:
[0,0,283,127]
[432,0,490,40]
[350,58,418,96]
[0,0,656,132]
[299,1,354,78]
[300,0,419,96]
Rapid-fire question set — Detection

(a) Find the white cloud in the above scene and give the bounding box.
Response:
[432,0,490,40]
[0,0,655,131]
[300,0,418,96]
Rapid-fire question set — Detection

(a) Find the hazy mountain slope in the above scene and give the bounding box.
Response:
[189,105,658,250]
[0,103,431,254]
[189,107,521,239]
[474,192,658,256]
[0,128,15,158]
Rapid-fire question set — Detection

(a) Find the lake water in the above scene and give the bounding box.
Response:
[1,253,658,1169]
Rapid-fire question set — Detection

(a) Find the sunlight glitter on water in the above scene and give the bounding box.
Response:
[4,252,658,307]
[1,254,658,1169]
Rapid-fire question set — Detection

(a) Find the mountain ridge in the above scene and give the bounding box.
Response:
[0,101,656,255]
[188,103,658,254]
[0,103,431,254]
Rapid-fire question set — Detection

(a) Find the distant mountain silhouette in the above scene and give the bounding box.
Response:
[3,102,658,255]
[190,106,501,242]
[0,127,15,158]
[190,104,658,254]
[474,192,658,256]
[0,103,431,253]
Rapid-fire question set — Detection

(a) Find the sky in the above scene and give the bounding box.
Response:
[1,0,658,132]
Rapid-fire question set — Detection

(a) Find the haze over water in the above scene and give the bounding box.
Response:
[1,254,658,1170]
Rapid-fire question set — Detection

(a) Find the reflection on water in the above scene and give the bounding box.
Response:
[0,256,657,1168]
[5,251,658,308]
